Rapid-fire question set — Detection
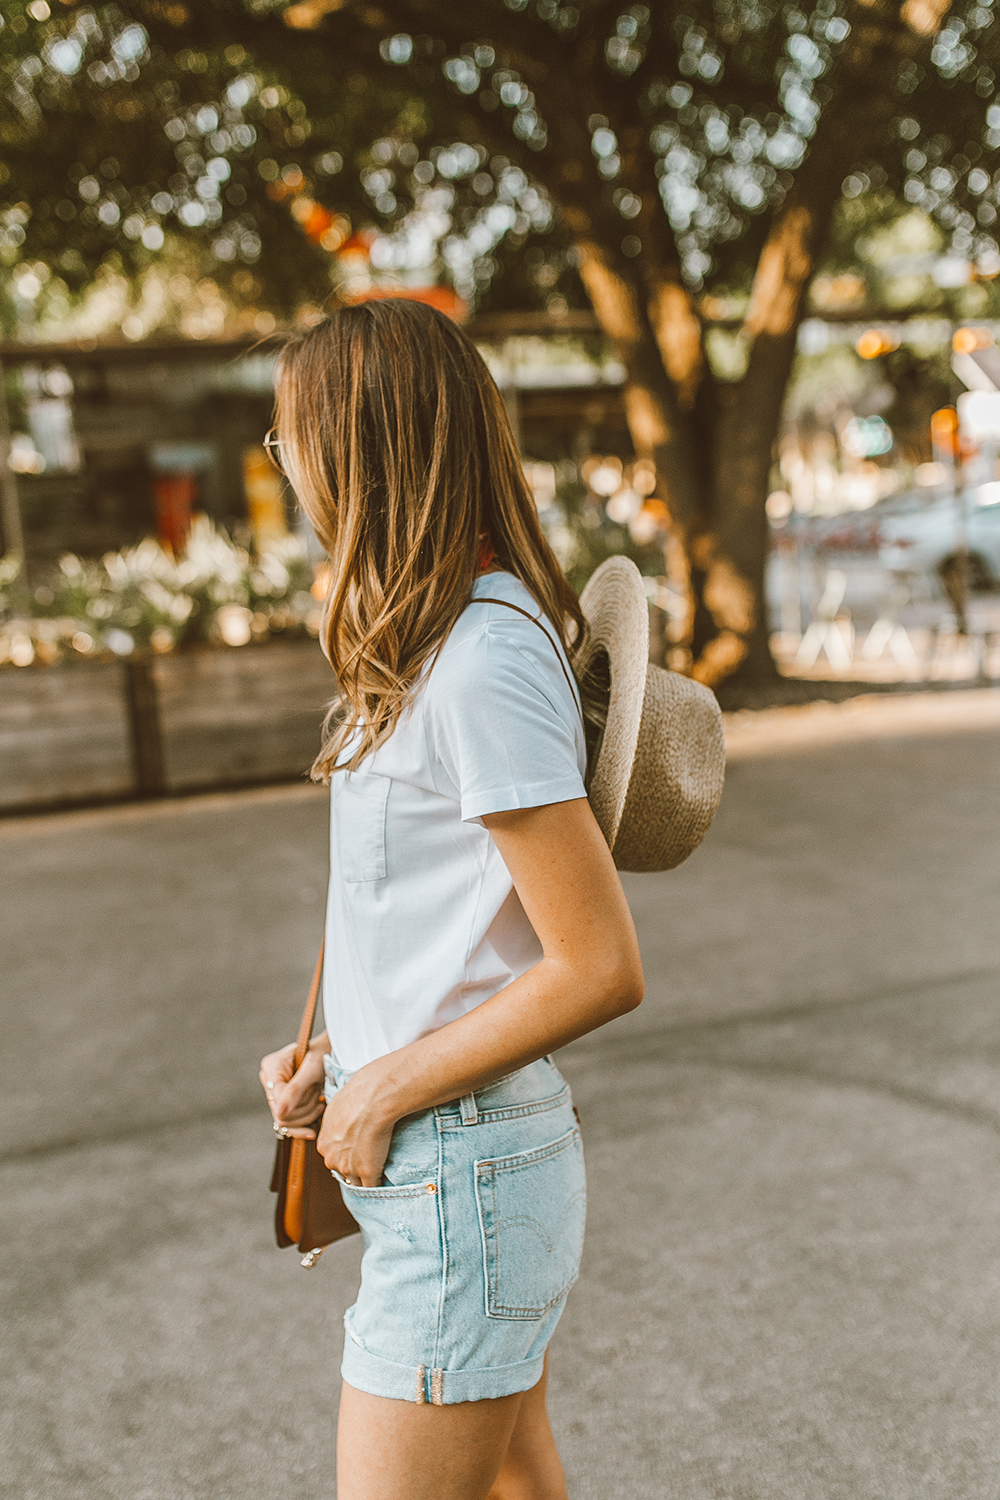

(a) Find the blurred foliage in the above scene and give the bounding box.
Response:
[0,0,585,334]
[6,1,1000,337]
[534,462,667,592]
[0,516,319,665]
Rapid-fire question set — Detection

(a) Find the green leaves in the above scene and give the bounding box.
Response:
[6,0,1000,328]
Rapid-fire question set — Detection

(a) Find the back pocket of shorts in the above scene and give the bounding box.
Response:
[475,1127,586,1321]
[336,772,390,882]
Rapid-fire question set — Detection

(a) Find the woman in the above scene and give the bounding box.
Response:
[259,298,643,1500]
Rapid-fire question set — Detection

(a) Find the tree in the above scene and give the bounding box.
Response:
[4,0,1000,685]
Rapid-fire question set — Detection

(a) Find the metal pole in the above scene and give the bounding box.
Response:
[949,326,970,636]
[0,359,24,557]
[954,469,970,638]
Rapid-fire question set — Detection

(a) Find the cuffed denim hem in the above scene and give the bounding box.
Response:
[341,1329,546,1406]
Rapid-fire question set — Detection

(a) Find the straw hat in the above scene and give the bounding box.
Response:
[576,557,725,873]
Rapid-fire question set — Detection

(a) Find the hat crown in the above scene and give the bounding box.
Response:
[577,558,725,872]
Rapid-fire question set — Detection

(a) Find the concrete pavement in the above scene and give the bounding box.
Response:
[3,689,1000,1499]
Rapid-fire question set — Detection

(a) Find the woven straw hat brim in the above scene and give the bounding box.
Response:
[577,557,725,872]
[610,663,725,871]
[576,557,648,852]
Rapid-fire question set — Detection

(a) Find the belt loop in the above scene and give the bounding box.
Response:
[459,1093,479,1126]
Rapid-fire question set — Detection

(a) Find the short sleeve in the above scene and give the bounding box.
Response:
[429,622,587,823]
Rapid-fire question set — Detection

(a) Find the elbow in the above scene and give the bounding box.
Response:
[617,963,645,1015]
[594,953,644,1019]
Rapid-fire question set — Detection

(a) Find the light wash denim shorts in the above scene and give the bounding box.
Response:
[323,1054,586,1405]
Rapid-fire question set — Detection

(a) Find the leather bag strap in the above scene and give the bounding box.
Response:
[294,939,325,1071]
[472,596,585,739]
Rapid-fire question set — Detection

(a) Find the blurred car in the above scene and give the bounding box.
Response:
[878,484,1000,592]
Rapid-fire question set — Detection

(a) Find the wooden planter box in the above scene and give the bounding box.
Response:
[0,639,332,814]
[0,660,134,810]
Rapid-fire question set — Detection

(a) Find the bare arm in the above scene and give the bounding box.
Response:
[315,797,643,1184]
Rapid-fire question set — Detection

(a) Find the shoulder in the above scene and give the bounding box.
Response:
[416,576,584,782]
[448,572,544,643]
[416,575,586,806]
[431,575,570,699]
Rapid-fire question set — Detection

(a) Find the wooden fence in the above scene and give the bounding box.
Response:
[0,639,333,814]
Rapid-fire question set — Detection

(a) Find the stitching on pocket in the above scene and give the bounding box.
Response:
[337,772,390,882]
[475,1127,586,1321]
[331,1169,436,1200]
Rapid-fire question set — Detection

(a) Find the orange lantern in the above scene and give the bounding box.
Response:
[930,406,960,458]
[953,326,994,353]
[856,328,899,359]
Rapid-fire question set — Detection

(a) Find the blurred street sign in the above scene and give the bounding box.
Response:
[958,390,1000,441]
[952,344,1000,393]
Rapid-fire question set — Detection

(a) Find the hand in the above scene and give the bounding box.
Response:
[317,1063,396,1187]
[259,1040,326,1140]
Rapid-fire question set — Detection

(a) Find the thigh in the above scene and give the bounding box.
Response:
[489,1355,569,1500]
[337,1380,525,1500]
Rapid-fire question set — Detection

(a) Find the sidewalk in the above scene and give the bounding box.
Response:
[3,689,1000,1498]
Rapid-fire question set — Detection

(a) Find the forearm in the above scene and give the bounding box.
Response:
[360,957,638,1124]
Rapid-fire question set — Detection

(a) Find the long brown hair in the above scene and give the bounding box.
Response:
[274,298,585,777]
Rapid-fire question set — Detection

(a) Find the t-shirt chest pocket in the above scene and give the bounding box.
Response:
[336,772,391,882]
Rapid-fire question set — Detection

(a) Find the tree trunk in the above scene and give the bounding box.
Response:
[574,239,781,687]
[670,0,958,689]
[573,242,723,662]
[574,146,863,688]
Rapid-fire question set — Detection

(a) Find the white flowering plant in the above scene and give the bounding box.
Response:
[0,519,321,668]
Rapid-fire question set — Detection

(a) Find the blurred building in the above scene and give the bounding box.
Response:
[0,336,282,563]
[0,312,636,565]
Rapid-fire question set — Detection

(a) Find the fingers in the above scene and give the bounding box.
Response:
[317,1129,382,1184]
[269,1083,324,1123]
[278,1101,324,1128]
[259,1043,297,1089]
[260,1049,297,1120]
[260,1043,327,1130]
[326,1161,381,1187]
[276,1076,325,1122]
[284,1071,319,1111]
[316,1096,391,1185]
[272,1094,322,1138]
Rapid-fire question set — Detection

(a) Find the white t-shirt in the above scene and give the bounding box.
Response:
[322,570,587,1072]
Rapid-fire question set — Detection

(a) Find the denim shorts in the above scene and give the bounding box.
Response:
[323,1054,586,1405]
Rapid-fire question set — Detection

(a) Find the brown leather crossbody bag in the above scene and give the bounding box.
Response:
[269,942,359,1268]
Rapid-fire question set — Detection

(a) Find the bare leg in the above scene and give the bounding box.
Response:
[488,1355,569,1500]
[337,1380,524,1500]
[336,1354,568,1500]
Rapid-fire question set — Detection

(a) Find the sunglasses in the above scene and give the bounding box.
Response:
[263,427,286,476]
